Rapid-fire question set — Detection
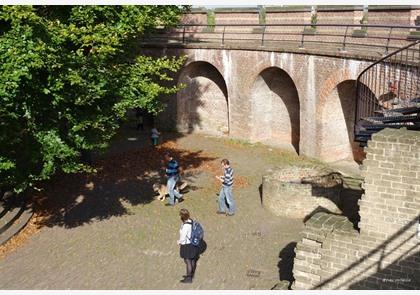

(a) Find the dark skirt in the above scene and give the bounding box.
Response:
[180,243,199,259]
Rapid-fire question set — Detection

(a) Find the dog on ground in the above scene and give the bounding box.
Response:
[153,181,188,201]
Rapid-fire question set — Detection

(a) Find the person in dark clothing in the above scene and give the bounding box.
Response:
[178,208,199,283]
[135,108,144,131]
[163,152,184,206]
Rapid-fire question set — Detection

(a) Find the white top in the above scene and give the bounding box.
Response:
[151,128,160,139]
[178,219,192,245]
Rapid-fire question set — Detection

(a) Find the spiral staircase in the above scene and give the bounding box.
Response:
[354,40,420,146]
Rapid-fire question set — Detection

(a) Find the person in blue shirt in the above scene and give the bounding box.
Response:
[164,152,184,206]
[215,159,236,216]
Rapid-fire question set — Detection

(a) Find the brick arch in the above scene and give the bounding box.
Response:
[252,61,301,100]
[317,71,365,162]
[249,66,300,153]
[176,61,229,136]
[318,69,354,111]
[182,58,225,79]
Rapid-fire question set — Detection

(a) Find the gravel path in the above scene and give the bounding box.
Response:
[0,128,319,289]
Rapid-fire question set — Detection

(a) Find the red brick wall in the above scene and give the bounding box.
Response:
[177,7,419,51]
[181,12,207,24]
[215,12,258,25]
[140,46,374,162]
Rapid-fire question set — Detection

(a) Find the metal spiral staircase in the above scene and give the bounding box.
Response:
[355,40,420,146]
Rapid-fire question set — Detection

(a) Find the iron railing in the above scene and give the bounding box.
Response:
[355,40,420,133]
[146,23,420,56]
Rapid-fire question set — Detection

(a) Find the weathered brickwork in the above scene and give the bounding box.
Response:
[178,7,419,49]
[262,167,343,219]
[176,61,229,135]
[292,128,420,290]
[142,7,419,163]
[182,6,420,27]
[215,12,259,25]
[180,12,207,25]
[140,46,373,162]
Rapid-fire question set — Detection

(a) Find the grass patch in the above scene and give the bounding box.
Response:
[226,138,258,147]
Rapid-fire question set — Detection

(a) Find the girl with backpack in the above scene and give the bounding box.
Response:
[177,208,200,283]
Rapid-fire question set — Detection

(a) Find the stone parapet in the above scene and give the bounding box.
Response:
[183,6,420,27]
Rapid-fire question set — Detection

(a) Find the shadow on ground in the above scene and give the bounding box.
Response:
[30,137,216,229]
[277,241,297,289]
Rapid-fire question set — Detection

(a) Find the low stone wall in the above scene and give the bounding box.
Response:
[292,128,420,290]
[262,167,343,219]
[292,212,358,289]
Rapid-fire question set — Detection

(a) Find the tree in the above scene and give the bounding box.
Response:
[0,5,188,193]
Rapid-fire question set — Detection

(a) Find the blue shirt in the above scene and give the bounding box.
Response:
[166,159,179,177]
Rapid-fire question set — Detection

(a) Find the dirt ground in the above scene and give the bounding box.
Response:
[0,125,359,290]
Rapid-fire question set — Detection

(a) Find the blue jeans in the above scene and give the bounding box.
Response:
[219,185,236,214]
[167,175,183,205]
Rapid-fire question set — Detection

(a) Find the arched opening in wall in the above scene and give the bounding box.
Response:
[319,80,373,163]
[250,67,300,154]
[176,61,229,136]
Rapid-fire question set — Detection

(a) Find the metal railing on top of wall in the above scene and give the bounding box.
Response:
[145,23,420,55]
[355,40,420,134]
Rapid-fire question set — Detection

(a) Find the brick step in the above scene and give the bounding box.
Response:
[272,280,290,290]
[362,123,406,130]
[356,115,420,146]
[0,205,25,235]
[362,123,420,131]
[341,176,363,190]
[374,106,420,115]
[355,134,371,143]
[0,202,11,220]
[0,205,33,245]
[363,114,420,124]
[357,130,377,136]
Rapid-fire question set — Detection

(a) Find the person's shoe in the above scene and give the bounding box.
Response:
[216,211,226,215]
[177,197,184,203]
[226,212,235,216]
[180,276,192,283]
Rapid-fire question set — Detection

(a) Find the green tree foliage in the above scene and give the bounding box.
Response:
[0,5,188,193]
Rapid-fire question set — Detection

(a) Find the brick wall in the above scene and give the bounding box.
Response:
[250,67,300,152]
[176,61,229,136]
[140,47,373,162]
[215,12,259,25]
[292,128,420,289]
[181,12,207,24]
[262,167,343,219]
[182,6,420,26]
[179,7,419,49]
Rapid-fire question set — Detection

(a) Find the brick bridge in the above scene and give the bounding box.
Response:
[142,6,420,163]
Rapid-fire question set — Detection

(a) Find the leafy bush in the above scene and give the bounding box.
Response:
[0,5,188,193]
